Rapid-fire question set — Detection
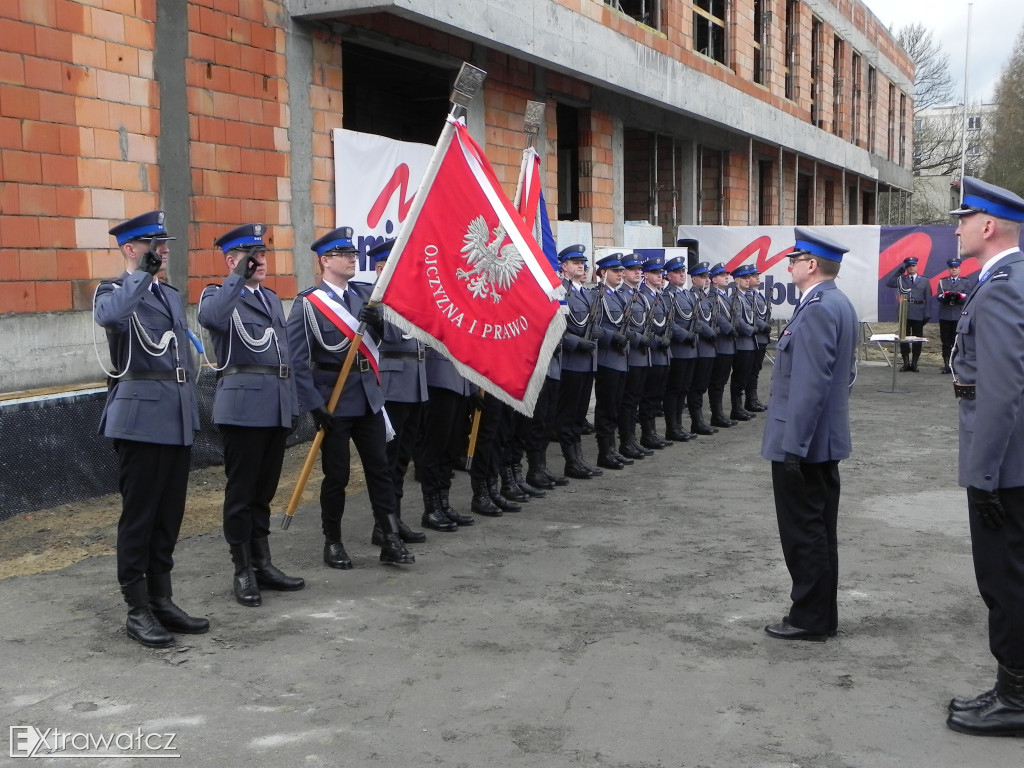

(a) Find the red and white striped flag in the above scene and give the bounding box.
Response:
[370,117,565,415]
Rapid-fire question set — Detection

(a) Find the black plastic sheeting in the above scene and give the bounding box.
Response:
[0,371,314,522]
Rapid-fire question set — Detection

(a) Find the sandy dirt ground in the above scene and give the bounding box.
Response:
[1,345,1020,767]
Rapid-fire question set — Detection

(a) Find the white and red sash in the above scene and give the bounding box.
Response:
[306,288,381,380]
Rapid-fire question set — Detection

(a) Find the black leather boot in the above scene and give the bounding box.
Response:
[629,434,654,456]
[710,394,736,427]
[323,538,353,570]
[730,395,753,421]
[899,352,911,372]
[745,397,767,412]
[526,451,559,489]
[440,489,475,526]
[499,465,530,502]
[597,436,625,470]
[574,440,602,476]
[470,476,503,516]
[421,491,458,532]
[230,543,262,606]
[122,579,173,648]
[619,438,645,459]
[910,349,921,372]
[947,665,1024,736]
[640,418,671,449]
[250,537,305,591]
[690,406,718,435]
[488,476,522,512]
[562,442,593,480]
[513,462,547,496]
[664,411,693,442]
[147,571,210,633]
[378,514,415,564]
[949,686,997,713]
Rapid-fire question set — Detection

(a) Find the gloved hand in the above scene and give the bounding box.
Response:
[658,336,672,349]
[141,247,162,276]
[358,303,385,335]
[576,338,597,352]
[783,452,804,483]
[311,405,334,434]
[967,486,1006,529]
[610,331,629,351]
[591,325,607,340]
[469,389,487,412]
[232,252,258,280]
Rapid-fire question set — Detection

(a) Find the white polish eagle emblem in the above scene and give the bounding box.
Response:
[457,216,524,303]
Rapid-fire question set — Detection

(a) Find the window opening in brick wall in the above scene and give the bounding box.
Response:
[694,0,727,64]
[557,103,581,221]
[758,159,775,225]
[867,66,877,153]
[824,179,836,224]
[796,172,812,225]
[832,35,844,137]
[851,52,862,146]
[810,17,823,127]
[784,0,798,100]
[605,0,660,29]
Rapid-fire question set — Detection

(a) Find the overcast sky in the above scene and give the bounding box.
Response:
[863,0,1023,104]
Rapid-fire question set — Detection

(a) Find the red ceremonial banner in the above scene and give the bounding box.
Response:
[372,118,565,415]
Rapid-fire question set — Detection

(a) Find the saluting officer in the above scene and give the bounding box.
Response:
[556,244,603,479]
[662,256,698,442]
[638,257,673,450]
[885,256,933,371]
[368,240,436,538]
[728,264,757,422]
[287,226,414,570]
[935,257,976,374]
[687,262,719,436]
[199,223,304,608]
[708,262,737,428]
[95,211,208,648]
[592,254,632,470]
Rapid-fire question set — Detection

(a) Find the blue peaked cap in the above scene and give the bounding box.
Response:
[558,244,587,263]
[789,227,849,262]
[311,226,358,256]
[367,238,396,264]
[215,223,265,252]
[109,210,175,245]
[951,176,1024,223]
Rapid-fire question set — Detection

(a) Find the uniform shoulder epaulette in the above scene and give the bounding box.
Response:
[161,282,181,293]
[806,293,823,304]
[261,285,278,295]
[99,278,124,287]
[297,286,317,297]
[991,268,1012,281]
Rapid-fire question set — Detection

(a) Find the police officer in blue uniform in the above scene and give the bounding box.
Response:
[708,262,738,428]
[592,254,632,470]
[199,223,304,607]
[728,264,758,422]
[686,262,719,436]
[935,257,976,374]
[367,240,438,538]
[885,255,933,371]
[762,227,858,643]
[662,256,698,442]
[945,177,1024,737]
[745,267,771,412]
[95,211,208,647]
[638,256,673,450]
[556,244,603,479]
[618,253,653,460]
[287,226,414,569]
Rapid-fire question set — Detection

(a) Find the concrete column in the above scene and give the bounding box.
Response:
[287,20,316,292]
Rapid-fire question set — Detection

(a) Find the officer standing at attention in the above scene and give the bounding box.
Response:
[686,262,719,436]
[95,211,208,647]
[745,267,771,412]
[367,239,436,539]
[638,256,673,450]
[592,254,632,470]
[617,253,653,461]
[761,227,858,643]
[728,264,757,422]
[662,256,697,443]
[935,257,976,374]
[708,263,737,428]
[885,256,932,371]
[287,226,414,569]
[556,244,603,480]
[198,223,304,608]
[945,177,1024,737]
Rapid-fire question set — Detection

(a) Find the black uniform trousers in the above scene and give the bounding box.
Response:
[640,364,669,421]
[594,366,626,443]
[899,319,927,357]
[730,349,755,401]
[557,370,594,446]
[771,460,841,634]
[687,356,714,411]
[747,343,768,400]
[510,375,558,461]
[220,425,289,546]
[384,400,422,513]
[619,365,649,441]
[664,357,696,421]
[470,394,515,481]
[939,319,957,364]
[709,354,734,403]
[416,387,468,495]
[968,485,1024,667]
[114,440,191,586]
[319,409,396,541]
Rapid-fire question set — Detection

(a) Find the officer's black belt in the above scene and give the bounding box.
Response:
[381,350,425,361]
[954,383,976,400]
[117,369,189,383]
[909,300,925,304]
[312,356,371,373]
[219,364,290,379]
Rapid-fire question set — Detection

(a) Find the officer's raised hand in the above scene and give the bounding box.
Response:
[141,246,163,276]
[358,303,385,336]
[232,252,259,280]
[967,486,1006,529]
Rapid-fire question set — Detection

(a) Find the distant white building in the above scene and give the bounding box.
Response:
[913,103,994,222]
